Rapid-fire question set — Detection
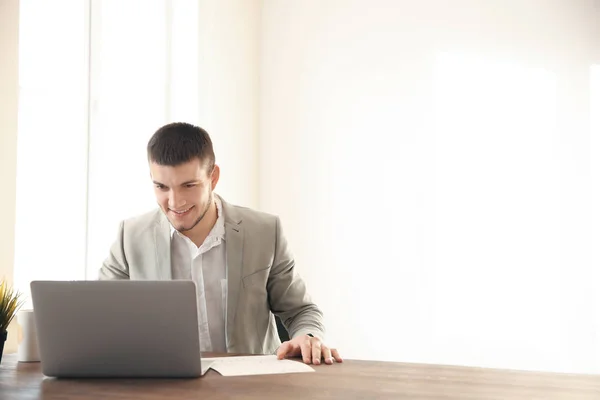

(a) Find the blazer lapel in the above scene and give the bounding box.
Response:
[222,196,244,350]
[153,211,172,280]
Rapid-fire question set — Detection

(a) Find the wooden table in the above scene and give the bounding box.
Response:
[1,353,600,400]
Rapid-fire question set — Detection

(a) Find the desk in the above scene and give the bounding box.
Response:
[1,353,599,399]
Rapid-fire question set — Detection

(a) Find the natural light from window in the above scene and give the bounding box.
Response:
[14,0,87,307]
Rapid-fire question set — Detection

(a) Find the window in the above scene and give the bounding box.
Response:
[14,1,88,306]
[15,0,202,300]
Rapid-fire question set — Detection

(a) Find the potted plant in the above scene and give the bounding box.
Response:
[0,279,24,365]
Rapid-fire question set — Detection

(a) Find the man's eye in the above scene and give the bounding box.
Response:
[186,184,196,188]
[155,185,166,190]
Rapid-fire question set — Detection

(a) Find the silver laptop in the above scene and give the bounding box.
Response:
[30,280,205,378]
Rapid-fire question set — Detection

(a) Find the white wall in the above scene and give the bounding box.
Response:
[0,0,20,353]
[260,0,600,373]
[197,0,261,207]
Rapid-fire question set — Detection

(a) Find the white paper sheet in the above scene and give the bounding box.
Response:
[201,360,215,376]
[202,355,315,376]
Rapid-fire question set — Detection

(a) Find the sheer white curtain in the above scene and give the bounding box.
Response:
[15,0,225,298]
[15,0,259,299]
[84,0,260,279]
[85,0,200,279]
[14,0,88,305]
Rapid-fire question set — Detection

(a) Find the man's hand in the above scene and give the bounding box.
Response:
[276,335,343,365]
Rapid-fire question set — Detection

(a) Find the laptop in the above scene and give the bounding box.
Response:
[30,280,207,378]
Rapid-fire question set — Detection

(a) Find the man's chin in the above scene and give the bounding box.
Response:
[165,207,205,233]
[172,222,191,232]
[167,217,192,232]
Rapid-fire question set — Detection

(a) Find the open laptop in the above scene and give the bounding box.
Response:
[30,280,209,378]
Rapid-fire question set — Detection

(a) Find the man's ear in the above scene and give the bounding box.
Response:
[211,164,220,190]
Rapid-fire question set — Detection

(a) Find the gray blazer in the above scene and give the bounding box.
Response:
[98,195,325,354]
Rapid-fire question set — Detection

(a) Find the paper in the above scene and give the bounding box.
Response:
[202,355,315,376]
[201,360,215,376]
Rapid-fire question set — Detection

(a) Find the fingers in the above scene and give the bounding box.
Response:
[279,335,342,366]
[321,345,333,365]
[277,341,292,360]
[331,348,343,363]
[300,338,312,364]
[311,340,322,365]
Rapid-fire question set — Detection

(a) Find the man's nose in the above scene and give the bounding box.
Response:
[168,191,186,209]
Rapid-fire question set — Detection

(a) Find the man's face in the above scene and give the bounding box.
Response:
[149,158,219,232]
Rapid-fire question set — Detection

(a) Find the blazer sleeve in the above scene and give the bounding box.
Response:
[267,217,326,340]
[98,220,130,280]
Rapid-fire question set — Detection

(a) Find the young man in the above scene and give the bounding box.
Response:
[99,122,342,365]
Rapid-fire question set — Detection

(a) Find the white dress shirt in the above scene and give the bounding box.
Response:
[170,198,227,352]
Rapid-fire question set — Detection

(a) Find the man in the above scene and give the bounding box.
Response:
[99,122,342,365]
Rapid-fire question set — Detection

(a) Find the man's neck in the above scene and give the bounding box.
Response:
[183,200,218,248]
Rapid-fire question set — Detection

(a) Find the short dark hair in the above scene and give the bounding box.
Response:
[147,122,215,171]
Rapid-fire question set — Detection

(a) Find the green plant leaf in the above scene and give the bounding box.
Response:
[0,280,25,333]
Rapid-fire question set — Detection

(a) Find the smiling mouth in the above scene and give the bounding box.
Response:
[170,206,194,216]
